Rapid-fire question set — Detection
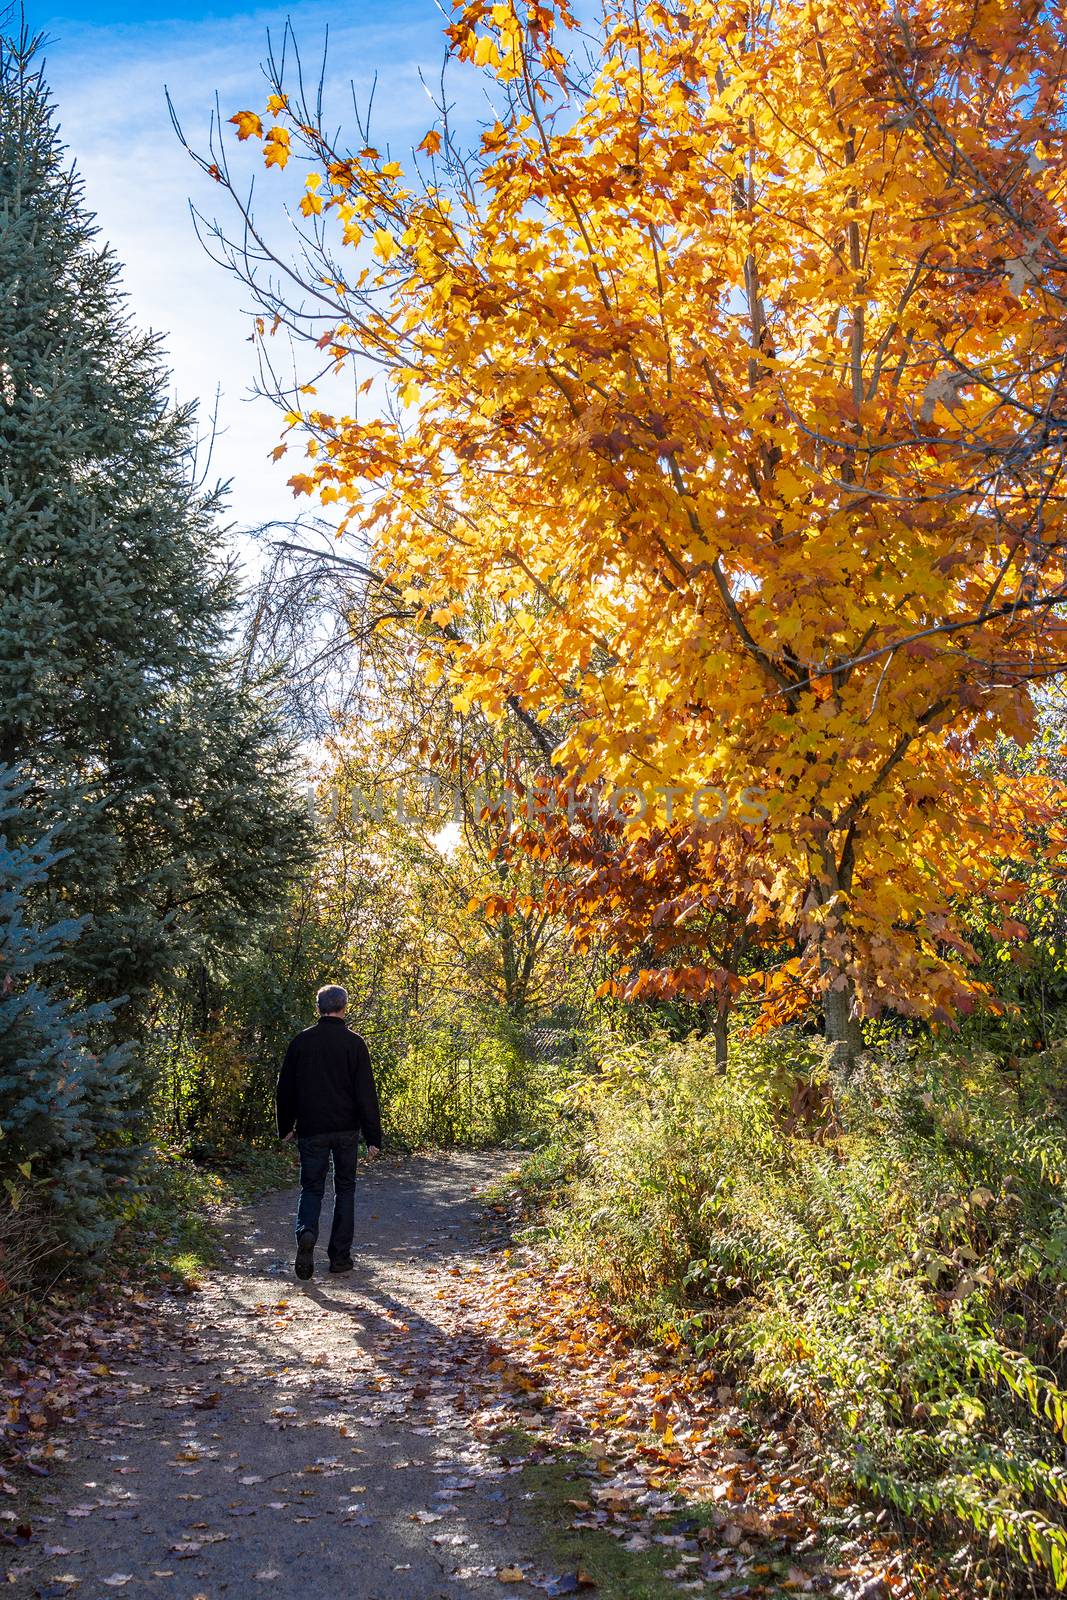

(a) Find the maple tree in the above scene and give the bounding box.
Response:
[196,0,1067,1071]
[493,778,783,1066]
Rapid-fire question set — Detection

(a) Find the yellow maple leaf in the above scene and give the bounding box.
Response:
[473,33,501,67]
[230,110,263,141]
[264,126,291,169]
[373,228,399,264]
[481,120,508,152]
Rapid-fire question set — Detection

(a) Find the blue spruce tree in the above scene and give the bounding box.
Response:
[0,29,308,1025]
[0,768,133,1251]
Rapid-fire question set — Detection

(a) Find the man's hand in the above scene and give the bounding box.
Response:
[281,1130,295,1143]
[367,1145,381,1159]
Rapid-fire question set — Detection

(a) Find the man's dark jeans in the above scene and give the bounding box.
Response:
[296,1131,359,1263]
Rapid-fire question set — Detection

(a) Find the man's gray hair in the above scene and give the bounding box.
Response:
[316,984,348,1015]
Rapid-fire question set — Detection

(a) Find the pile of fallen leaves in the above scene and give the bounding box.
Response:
[433,1233,967,1600]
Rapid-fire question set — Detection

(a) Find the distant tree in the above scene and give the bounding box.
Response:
[0,768,133,1253]
[0,29,309,1020]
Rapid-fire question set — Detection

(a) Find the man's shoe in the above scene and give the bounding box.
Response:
[295,1230,316,1280]
[328,1257,354,1274]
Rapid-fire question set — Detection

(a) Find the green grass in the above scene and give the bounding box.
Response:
[112,1139,297,1284]
[508,1429,816,1600]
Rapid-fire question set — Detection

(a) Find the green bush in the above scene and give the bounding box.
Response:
[533,1033,1067,1591]
[385,1008,562,1149]
[146,953,568,1156]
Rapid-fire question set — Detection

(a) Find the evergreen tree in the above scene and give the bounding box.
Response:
[0,767,133,1251]
[0,30,309,1016]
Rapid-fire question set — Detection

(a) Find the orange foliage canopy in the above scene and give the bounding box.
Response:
[227,0,1067,1054]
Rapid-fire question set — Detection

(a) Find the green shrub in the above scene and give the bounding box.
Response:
[386,1009,561,1148]
[534,1033,1067,1591]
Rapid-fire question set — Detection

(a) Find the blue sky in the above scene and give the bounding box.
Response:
[32,0,457,556]
[45,1,265,21]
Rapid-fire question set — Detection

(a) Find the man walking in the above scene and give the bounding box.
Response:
[276,985,382,1280]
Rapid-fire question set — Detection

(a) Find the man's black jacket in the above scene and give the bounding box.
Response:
[276,1017,382,1145]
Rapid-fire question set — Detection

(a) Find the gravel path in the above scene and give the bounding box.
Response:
[14,1153,547,1600]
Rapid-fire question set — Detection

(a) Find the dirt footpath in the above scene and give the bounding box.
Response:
[13,1153,548,1600]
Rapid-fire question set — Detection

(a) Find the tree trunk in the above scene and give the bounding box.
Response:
[811,835,862,1083]
[713,1010,729,1073]
[822,982,863,1081]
